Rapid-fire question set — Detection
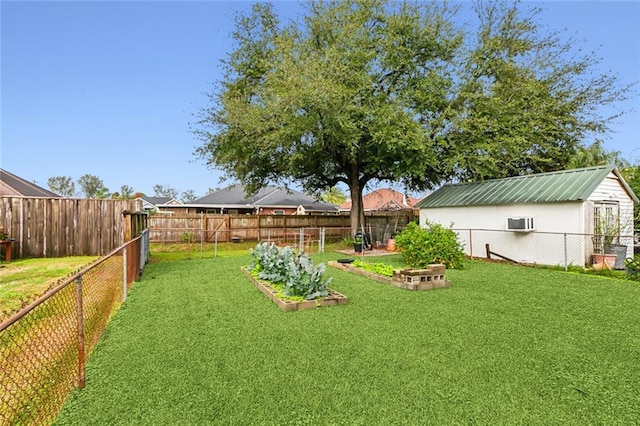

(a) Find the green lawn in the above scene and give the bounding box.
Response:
[54,251,640,425]
[0,256,98,320]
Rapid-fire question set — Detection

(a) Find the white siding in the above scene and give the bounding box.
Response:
[419,170,636,267]
[587,171,635,258]
[420,202,584,233]
[420,202,588,266]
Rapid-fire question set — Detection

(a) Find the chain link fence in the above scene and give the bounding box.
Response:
[453,228,636,270]
[0,230,149,425]
[152,222,409,255]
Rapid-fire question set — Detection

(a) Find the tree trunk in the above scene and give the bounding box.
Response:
[348,175,363,237]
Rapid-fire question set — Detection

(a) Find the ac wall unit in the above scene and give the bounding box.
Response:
[506,217,534,232]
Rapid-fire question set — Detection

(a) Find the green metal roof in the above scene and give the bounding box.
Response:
[417,165,638,208]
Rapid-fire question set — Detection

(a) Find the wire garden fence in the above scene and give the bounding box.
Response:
[0,230,150,425]
[153,223,409,256]
[148,213,415,245]
[453,228,636,270]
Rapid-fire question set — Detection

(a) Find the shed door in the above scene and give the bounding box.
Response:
[594,201,620,236]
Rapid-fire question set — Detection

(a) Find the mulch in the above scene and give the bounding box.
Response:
[333,248,398,257]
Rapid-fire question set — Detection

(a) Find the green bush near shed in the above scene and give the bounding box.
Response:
[395,221,466,269]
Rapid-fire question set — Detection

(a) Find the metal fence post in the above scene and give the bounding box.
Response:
[299,227,304,253]
[564,233,568,271]
[139,229,148,271]
[75,275,85,388]
[123,246,128,302]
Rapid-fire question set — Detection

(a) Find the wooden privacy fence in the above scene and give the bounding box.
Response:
[0,196,145,259]
[148,211,417,244]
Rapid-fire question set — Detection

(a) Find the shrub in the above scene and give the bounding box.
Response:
[180,231,195,244]
[394,221,465,269]
[249,242,331,299]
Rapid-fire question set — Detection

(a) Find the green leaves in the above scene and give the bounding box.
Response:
[444,2,631,181]
[395,221,465,269]
[352,260,395,277]
[249,242,331,300]
[195,0,462,232]
[195,0,632,233]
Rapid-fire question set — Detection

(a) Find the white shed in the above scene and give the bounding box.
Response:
[417,165,638,267]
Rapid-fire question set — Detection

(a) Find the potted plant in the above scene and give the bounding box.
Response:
[0,227,10,241]
[593,212,625,269]
[0,227,13,263]
[353,232,363,253]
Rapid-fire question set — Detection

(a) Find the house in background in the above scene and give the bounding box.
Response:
[339,188,422,213]
[0,169,60,197]
[417,165,638,267]
[162,184,339,215]
[137,196,182,214]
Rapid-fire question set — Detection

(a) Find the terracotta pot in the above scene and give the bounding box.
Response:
[592,254,616,270]
[603,254,617,270]
[386,238,396,251]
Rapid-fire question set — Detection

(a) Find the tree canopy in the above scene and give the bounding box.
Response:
[567,140,630,170]
[78,174,108,199]
[47,176,75,197]
[153,184,179,199]
[181,190,197,203]
[195,0,632,233]
[119,185,135,199]
[320,186,347,206]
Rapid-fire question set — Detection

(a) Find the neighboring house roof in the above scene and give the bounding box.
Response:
[0,169,60,197]
[340,188,422,211]
[417,165,639,209]
[137,196,181,212]
[191,184,339,212]
[142,196,173,205]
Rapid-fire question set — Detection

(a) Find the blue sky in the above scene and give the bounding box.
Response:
[1,1,639,199]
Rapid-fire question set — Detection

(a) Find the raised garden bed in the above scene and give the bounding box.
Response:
[241,267,349,311]
[328,261,451,291]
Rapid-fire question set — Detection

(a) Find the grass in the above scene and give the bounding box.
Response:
[0,241,343,318]
[53,249,640,424]
[0,256,98,320]
[148,241,297,262]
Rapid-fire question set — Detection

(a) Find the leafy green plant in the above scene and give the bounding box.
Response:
[340,235,353,248]
[251,243,296,284]
[284,255,331,300]
[593,209,622,253]
[624,257,640,281]
[180,231,195,244]
[249,242,331,299]
[352,260,395,277]
[394,221,465,269]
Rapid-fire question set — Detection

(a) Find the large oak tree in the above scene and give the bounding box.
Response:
[195,0,631,234]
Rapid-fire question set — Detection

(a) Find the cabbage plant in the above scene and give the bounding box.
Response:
[249,242,331,299]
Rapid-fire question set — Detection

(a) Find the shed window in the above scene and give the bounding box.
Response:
[273,210,285,215]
